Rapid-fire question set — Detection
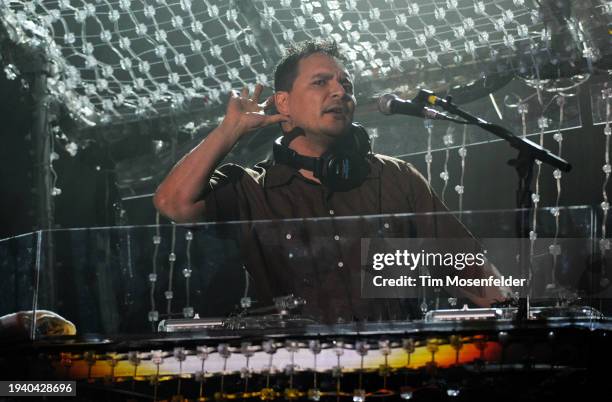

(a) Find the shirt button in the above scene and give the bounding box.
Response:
[337,261,344,268]
[384,222,390,229]
[329,209,335,215]
[285,233,292,240]
[334,235,340,241]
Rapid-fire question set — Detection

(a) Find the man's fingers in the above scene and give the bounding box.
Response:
[264,113,290,125]
[252,84,263,103]
[260,95,274,109]
[241,86,249,98]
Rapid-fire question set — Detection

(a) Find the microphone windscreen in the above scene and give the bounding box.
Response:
[377,93,397,115]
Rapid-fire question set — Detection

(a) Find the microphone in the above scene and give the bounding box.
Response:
[377,93,454,120]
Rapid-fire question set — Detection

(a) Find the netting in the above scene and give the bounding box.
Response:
[0,0,555,126]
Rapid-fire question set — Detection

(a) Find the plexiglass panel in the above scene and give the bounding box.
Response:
[1,205,607,341]
[0,231,39,317]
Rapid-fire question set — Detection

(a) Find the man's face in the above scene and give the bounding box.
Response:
[276,53,356,140]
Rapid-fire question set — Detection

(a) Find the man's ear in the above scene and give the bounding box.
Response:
[274,91,290,115]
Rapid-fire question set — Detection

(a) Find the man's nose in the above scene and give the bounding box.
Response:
[329,80,348,98]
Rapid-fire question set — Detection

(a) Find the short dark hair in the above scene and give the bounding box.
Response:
[274,40,345,92]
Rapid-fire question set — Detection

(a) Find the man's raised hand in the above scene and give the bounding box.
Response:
[220,84,289,138]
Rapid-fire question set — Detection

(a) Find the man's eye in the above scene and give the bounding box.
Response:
[313,80,325,86]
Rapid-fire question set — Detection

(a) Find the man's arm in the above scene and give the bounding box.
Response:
[153,85,289,223]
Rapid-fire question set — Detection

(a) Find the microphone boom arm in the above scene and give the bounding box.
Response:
[424,92,572,173]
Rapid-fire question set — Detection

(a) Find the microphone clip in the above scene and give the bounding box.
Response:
[415,89,453,110]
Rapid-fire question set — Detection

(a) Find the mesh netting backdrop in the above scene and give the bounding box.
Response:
[1,0,585,126]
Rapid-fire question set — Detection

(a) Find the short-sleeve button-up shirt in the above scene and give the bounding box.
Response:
[202,154,473,323]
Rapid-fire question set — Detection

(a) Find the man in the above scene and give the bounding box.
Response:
[154,40,507,323]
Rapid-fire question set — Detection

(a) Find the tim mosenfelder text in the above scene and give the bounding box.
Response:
[369,250,527,288]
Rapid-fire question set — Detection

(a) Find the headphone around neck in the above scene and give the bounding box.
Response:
[272,122,372,191]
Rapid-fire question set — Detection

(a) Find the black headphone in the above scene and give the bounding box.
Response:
[273,123,372,191]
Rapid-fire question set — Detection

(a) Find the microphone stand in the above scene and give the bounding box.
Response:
[425,92,572,320]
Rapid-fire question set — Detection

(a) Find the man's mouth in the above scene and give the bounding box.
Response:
[323,106,346,115]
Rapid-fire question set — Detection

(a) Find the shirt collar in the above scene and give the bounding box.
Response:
[260,155,381,189]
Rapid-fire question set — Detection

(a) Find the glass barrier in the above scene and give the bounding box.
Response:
[360,77,582,157]
[0,232,39,317]
[590,80,612,126]
[1,205,608,341]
